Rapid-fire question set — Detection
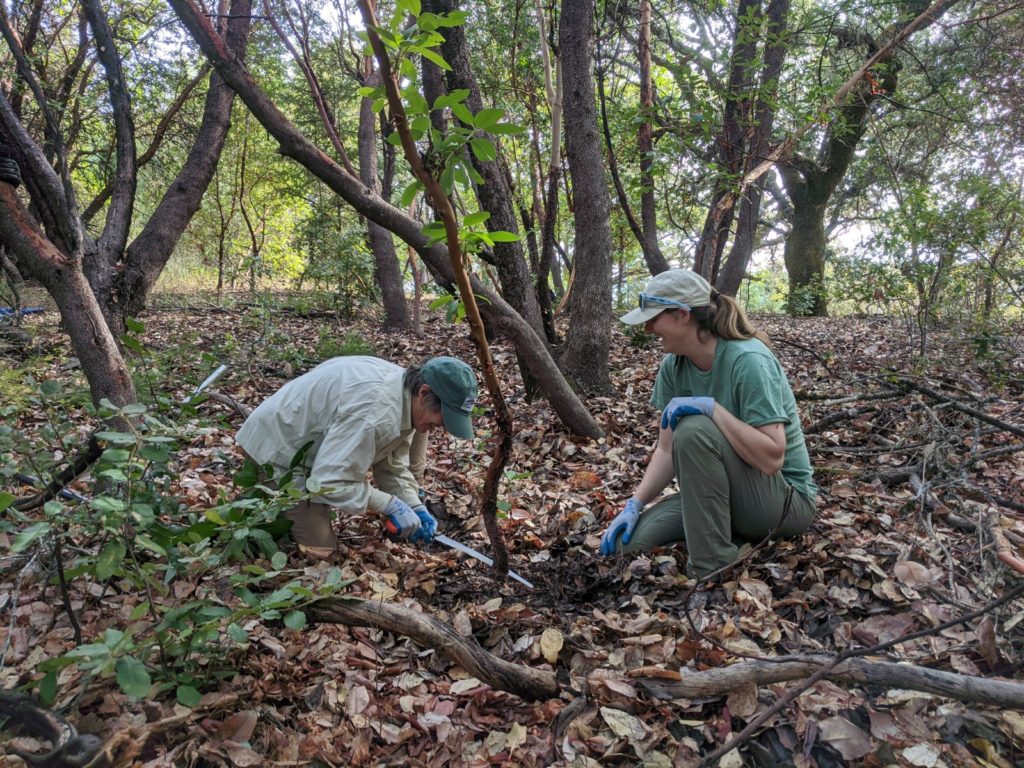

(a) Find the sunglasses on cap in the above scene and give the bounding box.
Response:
[638,293,691,311]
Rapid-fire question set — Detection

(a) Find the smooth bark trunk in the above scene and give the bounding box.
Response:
[359,66,411,330]
[559,0,613,394]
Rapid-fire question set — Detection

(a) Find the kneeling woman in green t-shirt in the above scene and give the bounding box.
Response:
[599,269,817,578]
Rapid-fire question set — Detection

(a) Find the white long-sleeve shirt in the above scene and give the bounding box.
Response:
[236,356,426,513]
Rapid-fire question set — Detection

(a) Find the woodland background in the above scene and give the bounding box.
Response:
[1,0,1023,764]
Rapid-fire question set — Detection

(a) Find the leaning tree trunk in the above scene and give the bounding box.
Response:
[359,65,411,330]
[167,0,602,437]
[559,0,613,395]
[0,183,136,407]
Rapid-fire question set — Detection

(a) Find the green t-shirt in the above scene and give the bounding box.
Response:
[651,338,817,499]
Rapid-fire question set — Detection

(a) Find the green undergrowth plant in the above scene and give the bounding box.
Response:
[3,385,354,708]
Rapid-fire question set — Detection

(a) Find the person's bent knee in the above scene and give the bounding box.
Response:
[671,415,721,453]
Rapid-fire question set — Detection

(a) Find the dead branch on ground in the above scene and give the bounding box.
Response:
[308,597,558,701]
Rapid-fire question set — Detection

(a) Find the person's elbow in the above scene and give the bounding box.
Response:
[759,451,785,476]
[754,424,787,475]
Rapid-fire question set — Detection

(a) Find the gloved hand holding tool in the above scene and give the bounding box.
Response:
[384,496,422,539]
[409,504,437,544]
[661,396,715,430]
[599,497,644,555]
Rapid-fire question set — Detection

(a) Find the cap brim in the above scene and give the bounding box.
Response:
[619,306,666,325]
[441,403,474,439]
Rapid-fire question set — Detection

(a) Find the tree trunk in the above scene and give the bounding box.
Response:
[100,0,252,336]
[780,179,829,316]
[359,65,411,330]
[427,0,547,397]
[0,183,135,407]
[716,0,790,296]
[636,0,668,275]
[559,0,613,395]
[775,0,957,313]
[695,0,789,292]
[428,0,547,343]
[167,0,602,437]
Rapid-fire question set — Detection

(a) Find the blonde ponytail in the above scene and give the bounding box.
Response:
[691,291,770,346]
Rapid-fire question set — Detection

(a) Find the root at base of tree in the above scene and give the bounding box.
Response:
[308,598,558,701]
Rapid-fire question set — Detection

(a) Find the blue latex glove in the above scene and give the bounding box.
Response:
[661,396,715,430]
[384,496,421,539]
[409,504,437,544]
[599,498,644,555]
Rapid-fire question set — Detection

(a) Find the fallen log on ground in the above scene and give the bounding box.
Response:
[308,597,559,701]
[637,655,1024,709]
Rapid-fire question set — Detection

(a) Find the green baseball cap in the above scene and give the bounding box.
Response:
[421,357,477,439]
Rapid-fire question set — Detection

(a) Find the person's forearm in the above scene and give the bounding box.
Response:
[633,441,675,504]
[710,406,785,475]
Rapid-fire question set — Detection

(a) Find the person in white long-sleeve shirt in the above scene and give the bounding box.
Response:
[236,355,477,554]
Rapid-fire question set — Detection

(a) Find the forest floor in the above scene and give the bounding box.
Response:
[2,293,1024,767]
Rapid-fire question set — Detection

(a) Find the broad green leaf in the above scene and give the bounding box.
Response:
[469,138,496,163]
[115,656,151,698]
[271,551,288,571]
[176,685,202,708]
[473,108,504,130]
[125,317,146,333]
[399,57,418,81]
[433,89,470,111]
[463,211,490,227]
[120,403,147,415]
[284,610,307,630]
[428,295,454,310]
[96,431,137,445]
[227,623,249,645]
[0,492,14,514]
[397,0,420,17]
[39,380,61,397]
[386,131,404,147]
[134,534,165,557]
[418,47,451,71]
[95,540,126,580]
[489,230,521,242]
[432,9,467,26]
[101,448,131,463]
[38,671,58,707]
[90,496,126,514]
[121,335,144,354]
[400,179,423,208]
[404,89,429,115]
[451,103,473,125]
[205,508,227,525]
[13,522,51,552]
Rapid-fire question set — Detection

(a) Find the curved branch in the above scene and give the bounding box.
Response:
[308,598,558,701]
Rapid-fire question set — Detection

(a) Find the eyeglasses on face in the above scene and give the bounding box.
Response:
[638,293,690,311]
